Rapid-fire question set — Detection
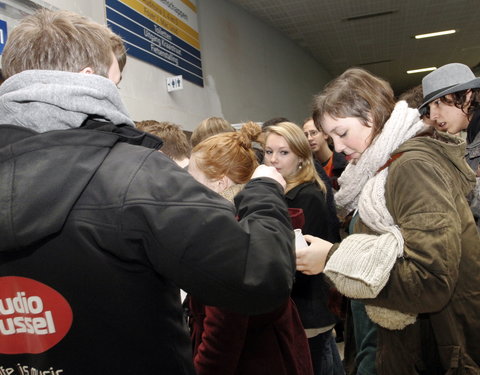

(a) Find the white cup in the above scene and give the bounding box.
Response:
[294,229,308,249]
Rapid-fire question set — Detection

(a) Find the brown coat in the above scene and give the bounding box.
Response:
[352,133,480,374]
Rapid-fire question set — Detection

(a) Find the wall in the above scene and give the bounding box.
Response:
[28,0,332,130]
[198,0,332,126]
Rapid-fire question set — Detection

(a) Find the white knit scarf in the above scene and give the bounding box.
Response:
[324,101,427,330]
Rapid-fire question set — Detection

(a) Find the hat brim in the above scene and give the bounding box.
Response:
[418,77,480,112]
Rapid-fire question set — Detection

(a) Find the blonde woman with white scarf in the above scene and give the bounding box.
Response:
[296,68,480,375]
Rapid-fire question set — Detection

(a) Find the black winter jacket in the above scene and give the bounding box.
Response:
[0,124,295,374]
[286,182,337,330]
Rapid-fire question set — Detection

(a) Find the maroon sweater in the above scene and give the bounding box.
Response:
[189,297,313,375]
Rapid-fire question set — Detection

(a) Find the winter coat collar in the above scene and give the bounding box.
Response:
[395,130,476,197]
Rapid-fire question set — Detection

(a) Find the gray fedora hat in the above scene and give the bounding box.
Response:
[418,63,480,112]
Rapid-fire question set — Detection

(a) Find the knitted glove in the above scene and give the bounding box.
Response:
[323,232,399,299]
[325,232,418,330]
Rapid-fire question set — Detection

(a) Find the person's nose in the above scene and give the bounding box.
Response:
[429,106,439,120]
[269,152,278,164]
[332,138,344,154]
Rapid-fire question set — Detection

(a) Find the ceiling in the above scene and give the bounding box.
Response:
[227,0,480,95]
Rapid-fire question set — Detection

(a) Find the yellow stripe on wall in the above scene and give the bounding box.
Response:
[181,0,196,12]
[121,0,200,49]
[139,0,198,39]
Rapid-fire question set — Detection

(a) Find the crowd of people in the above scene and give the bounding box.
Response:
[0,8,478,375]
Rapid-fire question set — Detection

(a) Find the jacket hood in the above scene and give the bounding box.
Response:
[0,126,121,252]
[395,130,477,197]
[0,70,135,132]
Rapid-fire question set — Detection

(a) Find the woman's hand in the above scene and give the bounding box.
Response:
[295,235,333,275]
[251,165,286,190]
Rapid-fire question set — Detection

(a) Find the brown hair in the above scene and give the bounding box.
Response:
[136,120,191,160]
[302,117,313,126]
[264,121,325,193]
[111,33,127,72]
[2,9,121,79]
[312,68,395,143]
[191,121,261,184]
[262,117,290,130]
[431,90,480,118]
[190,117,235,148]
[399,84,424,109]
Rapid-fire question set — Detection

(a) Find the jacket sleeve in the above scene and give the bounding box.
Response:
[363,156,462,314]
[194,306,248,375]
[121,152,295,314]
[294,187,334,240]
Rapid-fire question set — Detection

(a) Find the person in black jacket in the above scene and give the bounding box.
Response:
[263,121,344,375]
[187,121,313,375]
[0,9,295,375]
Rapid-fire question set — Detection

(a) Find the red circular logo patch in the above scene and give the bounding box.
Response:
[0,276,73,354]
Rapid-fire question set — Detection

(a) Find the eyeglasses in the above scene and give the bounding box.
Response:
[304,130,319,137]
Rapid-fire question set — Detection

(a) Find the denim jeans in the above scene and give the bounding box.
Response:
[350,300,377,375]
[309,329,345,375]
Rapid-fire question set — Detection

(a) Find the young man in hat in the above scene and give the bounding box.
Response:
[419,63,480,228]
[0,9,296,375]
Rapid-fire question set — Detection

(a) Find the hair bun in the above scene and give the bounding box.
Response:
[238,121,261,149]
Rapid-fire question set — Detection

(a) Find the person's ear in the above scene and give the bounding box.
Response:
[79,67,94,75]
[465,90,473,108]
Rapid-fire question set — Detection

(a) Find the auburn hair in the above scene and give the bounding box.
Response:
[192,121,261,184]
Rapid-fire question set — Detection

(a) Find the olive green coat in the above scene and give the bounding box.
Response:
[340,132,480,374]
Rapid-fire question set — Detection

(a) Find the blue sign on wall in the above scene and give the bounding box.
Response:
[106,0,203,87]
[0,19,7,55]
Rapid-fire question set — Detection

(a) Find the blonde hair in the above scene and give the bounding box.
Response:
[192,121,261,184]
[2,9,122,79]
[190,117,235,148]
[264,121,325,193]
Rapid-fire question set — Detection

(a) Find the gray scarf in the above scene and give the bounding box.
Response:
[0,70,135,132]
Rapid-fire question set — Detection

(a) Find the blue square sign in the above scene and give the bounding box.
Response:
[0,19,7,55]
